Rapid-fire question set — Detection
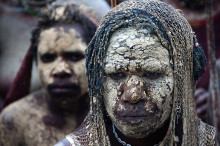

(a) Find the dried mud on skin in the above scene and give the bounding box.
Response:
[0,26,89,146]
[0,90,78,146]
[37,26,88,103]
[103,27,174,138]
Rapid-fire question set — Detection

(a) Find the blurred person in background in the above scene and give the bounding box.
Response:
[0,1,98,145]
[0,0,110,109]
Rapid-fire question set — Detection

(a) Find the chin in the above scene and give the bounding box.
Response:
[121,129,152,139]
[51,94,82,103]
[115,122,155,139]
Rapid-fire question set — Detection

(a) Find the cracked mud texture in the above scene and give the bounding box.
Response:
[103,27,174,138]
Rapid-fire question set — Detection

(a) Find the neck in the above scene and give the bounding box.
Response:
[46,92,89,116]
[107,119,170,146]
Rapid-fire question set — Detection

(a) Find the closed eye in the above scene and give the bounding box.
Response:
[63,52,85,62]
[143,71,162,79]
[109,72,126,81]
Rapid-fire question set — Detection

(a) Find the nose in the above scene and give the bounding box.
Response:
[121,76,146,104]
[52,61,72,79]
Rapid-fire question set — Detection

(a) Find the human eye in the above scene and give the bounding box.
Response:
[143,71,162,80]
[63,52,85,62]
[40,53,56,63]
[108,72,126,81]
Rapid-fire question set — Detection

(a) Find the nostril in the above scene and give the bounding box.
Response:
[121,86,146,104]
[53,71,72,78]
[130,94,142,104]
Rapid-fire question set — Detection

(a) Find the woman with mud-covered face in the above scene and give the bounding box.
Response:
[63,0,216,145]
[104,27,173,139]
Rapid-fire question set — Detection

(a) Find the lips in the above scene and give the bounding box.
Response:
[115,110,150,124]
[120,116,148,124]
[48,82,81,95]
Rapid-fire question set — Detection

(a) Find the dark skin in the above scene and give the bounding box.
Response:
[37,24,89,113]
[106,118,170,146]
[102,28,175,146]
[46,93,89,128]
[105,81,172,146]
[0,24,90,146]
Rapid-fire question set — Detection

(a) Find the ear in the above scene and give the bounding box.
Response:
[193,37,207,81]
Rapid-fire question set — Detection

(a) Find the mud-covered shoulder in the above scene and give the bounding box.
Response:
[1,89,45,115]
[0,89,45,145]
[0,102,22,145]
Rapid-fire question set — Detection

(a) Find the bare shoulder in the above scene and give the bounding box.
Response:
[1,89,46,118]
[0,90,45,145]
[0,89,46,129]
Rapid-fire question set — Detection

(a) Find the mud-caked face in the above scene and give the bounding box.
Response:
[103,27,174,138]
[37,24,87,105]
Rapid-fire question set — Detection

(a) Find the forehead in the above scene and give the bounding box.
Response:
[38,24,87,54]
[105,27,170,71]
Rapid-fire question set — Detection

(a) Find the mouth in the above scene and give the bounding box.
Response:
[48,83,81,95]
[115,111,149,124]
[119,116,147,124]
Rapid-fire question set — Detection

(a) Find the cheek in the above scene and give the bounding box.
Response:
[71,60,88,93]
[145,77,173,111]
[38,64,54,85]
[103,78,118,116]
[72,60,85,75]
[72,61,87,85]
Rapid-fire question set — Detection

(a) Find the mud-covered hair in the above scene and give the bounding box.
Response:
[31,2,98,61]
[86,9,206,104]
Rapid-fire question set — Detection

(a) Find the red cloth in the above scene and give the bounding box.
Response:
[1,47,33,110]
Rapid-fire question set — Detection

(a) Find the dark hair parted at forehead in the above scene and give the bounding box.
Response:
[31,3,97,61]
[86,9,206,102]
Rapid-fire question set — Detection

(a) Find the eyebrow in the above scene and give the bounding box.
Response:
[38,49,54,55]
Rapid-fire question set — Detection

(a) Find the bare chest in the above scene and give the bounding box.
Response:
[21,112,77,146]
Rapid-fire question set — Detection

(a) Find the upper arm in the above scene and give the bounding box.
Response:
[0,106,23,145]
